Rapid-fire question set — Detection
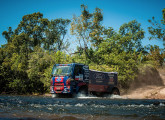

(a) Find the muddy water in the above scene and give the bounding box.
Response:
[0,95,165,120]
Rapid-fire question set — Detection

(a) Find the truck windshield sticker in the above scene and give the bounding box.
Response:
[56,77,62,82]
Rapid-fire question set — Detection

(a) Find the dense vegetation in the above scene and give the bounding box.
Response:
[0,5,164,94]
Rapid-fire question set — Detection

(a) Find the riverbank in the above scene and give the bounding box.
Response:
[121,86,165,99]
[121,68,165,99]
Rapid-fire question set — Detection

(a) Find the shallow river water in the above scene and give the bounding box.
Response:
[0,95,165,120]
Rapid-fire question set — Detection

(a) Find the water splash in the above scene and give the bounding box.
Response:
[105,95,124,99]
[76,93,124,99]
[76,93,98,99]
[51,94,57,98]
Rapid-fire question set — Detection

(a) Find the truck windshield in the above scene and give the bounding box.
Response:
[52,65,72,76]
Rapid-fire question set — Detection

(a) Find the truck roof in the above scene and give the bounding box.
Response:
[54,63,117,74]
[55,63,85,66]
[89,69,118,74]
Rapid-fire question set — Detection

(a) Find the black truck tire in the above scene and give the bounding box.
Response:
[78,87,88,96]
[111,88,120,95]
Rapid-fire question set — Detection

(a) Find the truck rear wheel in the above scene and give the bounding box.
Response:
[111,88,120,95]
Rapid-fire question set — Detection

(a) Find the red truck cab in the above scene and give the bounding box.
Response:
[50,63,89,96]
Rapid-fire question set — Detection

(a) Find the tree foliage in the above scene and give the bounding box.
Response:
[0,12,71,94]
[145,45,164,67]
[148,8,165,48]
[70,4,104,61]
[119,20,145,52]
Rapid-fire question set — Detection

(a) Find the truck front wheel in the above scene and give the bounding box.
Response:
[78,87,88,96]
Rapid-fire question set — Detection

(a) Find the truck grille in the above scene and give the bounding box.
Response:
[54,83,64,93]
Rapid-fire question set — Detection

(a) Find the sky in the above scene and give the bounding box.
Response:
[0,0,165,49]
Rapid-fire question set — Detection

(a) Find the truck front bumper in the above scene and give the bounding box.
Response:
[50,86,72,94]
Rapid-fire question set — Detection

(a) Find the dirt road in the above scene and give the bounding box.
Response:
[122,68,165,99]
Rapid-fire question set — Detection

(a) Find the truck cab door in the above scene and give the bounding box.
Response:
[74,65,84,81]
[74,64,89,83]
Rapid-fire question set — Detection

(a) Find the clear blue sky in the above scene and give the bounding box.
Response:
[0,0,164,49]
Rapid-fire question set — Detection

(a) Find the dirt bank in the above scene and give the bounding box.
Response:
[122,68,165,99]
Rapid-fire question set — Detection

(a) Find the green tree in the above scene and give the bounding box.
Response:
[103,27,116,38]
[8,12,71,51]
[45,18,71,51]
[94,37,139,88]
[0,12,71,94]
[15,12,48,48]
[148,8,165,48]
[70,4,104,60]
[146,45,164,67]
[119,20,145,52]
[90,7,104,47]
[2,27,14,43]
[90,20,145,88]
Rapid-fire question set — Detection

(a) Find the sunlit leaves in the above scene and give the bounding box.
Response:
[146,45,164,67]
[2,27,14,43]
[119,20,145,52]
[0,12,71,94]
[70,4,104,56]
[148,8,165,48]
